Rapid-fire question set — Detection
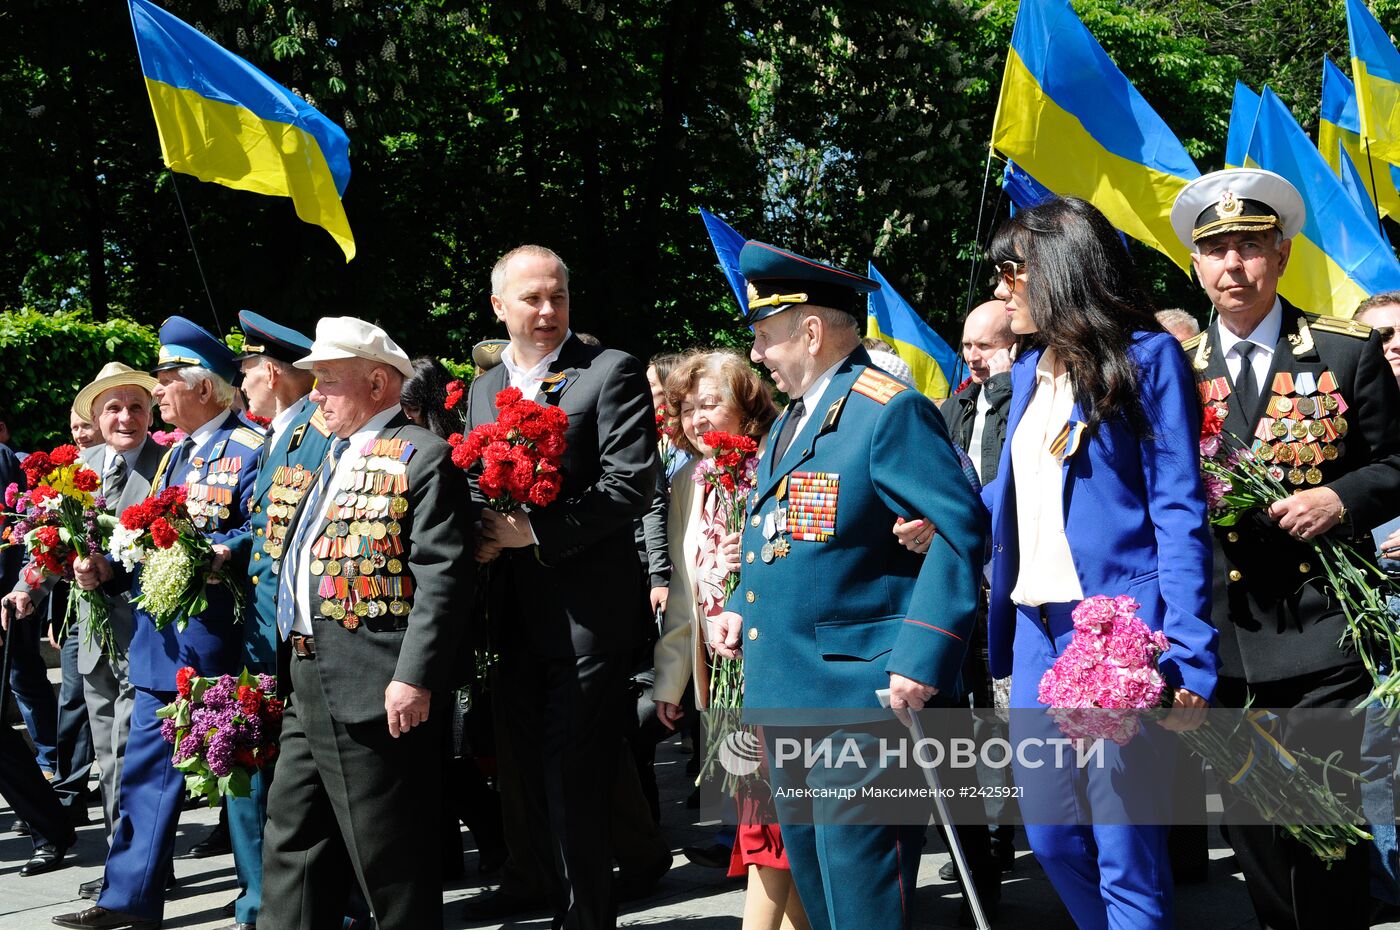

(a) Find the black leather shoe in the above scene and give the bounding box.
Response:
[50,905,160,929]
[681,843,731,869]
[12,818,31,836]
[220,923,255,930]
[188,822,230,858]
[459,889,546,923]
[78,878,104,900]
[20,843,68,876]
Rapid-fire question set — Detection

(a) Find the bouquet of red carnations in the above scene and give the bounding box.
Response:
[1041,595,1369,863]
[3,445,118,653]
[108,486,244,632]
[691,431,762,793]
[448,387,568,511]
[157,667,283,805]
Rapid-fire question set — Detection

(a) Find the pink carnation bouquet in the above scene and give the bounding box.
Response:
[1039,594,1370,863]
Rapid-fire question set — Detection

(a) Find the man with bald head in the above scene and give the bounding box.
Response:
[943,299,1016,484]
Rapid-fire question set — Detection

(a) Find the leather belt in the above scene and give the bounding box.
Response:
[290,633,316,658]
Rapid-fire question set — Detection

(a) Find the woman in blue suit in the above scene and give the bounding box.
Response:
[983,198,1218,930]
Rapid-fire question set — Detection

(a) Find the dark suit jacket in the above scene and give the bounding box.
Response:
[283,416,473,725]
[15,438,165,674]
[1189,300,1400,683]
[941,373,1012,484]
[465,335,659,657]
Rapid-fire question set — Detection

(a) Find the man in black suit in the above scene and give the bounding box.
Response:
[260,317,473,930]
[462,245,658,930]
[1172,168,1400,929]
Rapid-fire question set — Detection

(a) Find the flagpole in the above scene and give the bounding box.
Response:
[167,170,224,335]
[1363,137,1386,233]
[963,145,997,316]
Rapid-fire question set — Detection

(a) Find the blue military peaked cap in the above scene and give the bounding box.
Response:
[738,240,880,326]
[152,316,239,384]
[233,310,314,365]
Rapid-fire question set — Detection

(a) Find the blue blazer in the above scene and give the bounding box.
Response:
[127,411,263,692]
[984,331,1219,702]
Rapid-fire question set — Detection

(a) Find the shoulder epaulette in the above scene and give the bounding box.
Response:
[851,368,908,405]
[309,406,332,437]
[1308,313,1373,340]
[1181,332,1204,351]
[231,426,266,450]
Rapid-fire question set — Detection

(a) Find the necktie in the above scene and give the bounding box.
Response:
[770,398,805,463]
[1233,343,1259,420]
[276,437,351,640]
[163,438,193,490]
[103,454,128,503]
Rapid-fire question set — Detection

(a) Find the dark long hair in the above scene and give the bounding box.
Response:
[400,357,460,439]
[987,197,1162,437]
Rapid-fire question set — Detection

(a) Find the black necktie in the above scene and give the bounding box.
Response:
[771,398,805,462]
[163,438,192,490]
[1233,343,1259,418]
[104,454,128,503]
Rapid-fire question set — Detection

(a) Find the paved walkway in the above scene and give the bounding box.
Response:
[1,730,1394,929]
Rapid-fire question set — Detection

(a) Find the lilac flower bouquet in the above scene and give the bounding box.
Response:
[157,667,284,805]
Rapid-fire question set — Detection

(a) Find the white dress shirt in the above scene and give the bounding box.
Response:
[501,333,573,401]
[290,404,402,635]
[784,359,844,440]
[269,397,306,439]
[968,387,992,484]
[1217,298,1282,390]
[1009,350,1085,607]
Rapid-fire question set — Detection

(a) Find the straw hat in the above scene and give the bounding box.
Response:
[72,362,158,421]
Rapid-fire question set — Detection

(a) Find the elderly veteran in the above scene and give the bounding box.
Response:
[5,364,163,889]
[53,319,264,930]
[711,241,994,930]
[1171,168,1400,930]
[259,317,472,930]
[219,310,335,930]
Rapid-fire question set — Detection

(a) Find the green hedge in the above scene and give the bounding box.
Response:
[0,309,160,453]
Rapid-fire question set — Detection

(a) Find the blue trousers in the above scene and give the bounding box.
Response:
[1011,603,1176,930]
[98,687,182,921]
[7,612,59,772]
[227,770,269,924]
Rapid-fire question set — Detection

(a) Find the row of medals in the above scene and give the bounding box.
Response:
[311,449,414,627]
[187,462,238,528]
[1254,391,1346,487]
[262,464,314,563]
[757,505,792,563]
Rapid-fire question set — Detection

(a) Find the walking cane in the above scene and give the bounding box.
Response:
[876,688,991,930]
[0,600,16,726]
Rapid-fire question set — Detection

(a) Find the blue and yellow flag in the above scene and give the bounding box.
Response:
[698,208,750,318]
[1243,88,1400,316]
[1002,160,1056,212]
[1319,57,1400,220]
[1337,143,1394,248]
[1347,0,1400,169]
[991,0,1200,270]
[1225,82,1261,169]
[865,264,962,400]
[128,0,355,261]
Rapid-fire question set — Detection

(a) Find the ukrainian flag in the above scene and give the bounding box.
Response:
[1319,57,1400,220]
[1347,0,1400,169]
[865,264,962,400]
[1225,82,1261,169]
[698,208,750,318]
[1242,88,1400,316]
[992,0,1200,271]
[128,0,355,261]
[1337,143,1394,250]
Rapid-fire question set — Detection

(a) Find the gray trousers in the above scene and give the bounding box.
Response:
[82,650,135,837]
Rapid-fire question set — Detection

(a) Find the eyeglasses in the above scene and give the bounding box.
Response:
[990,260,1026,290]
[1376,325,1397,344]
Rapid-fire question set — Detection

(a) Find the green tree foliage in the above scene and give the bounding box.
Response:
[3,0,1398,399]
[0,309,160,452]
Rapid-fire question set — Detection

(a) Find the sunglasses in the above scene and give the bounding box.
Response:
[990,260,1026,289]
[1376,325,1397,343]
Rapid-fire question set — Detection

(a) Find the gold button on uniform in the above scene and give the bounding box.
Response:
[746,591,756,603]
[1228,570,1242,582]
[748,628,759,641]
[1226,532,1239,542]
[252,552,261,561]
[254,505,261,514]
[251,575,260,585]
[1299,562,1311,573]
[746,552,755,564]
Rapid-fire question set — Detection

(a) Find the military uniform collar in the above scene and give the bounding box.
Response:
[798,357,846,415]
[184,409,228,450]
[270,396,307,436]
